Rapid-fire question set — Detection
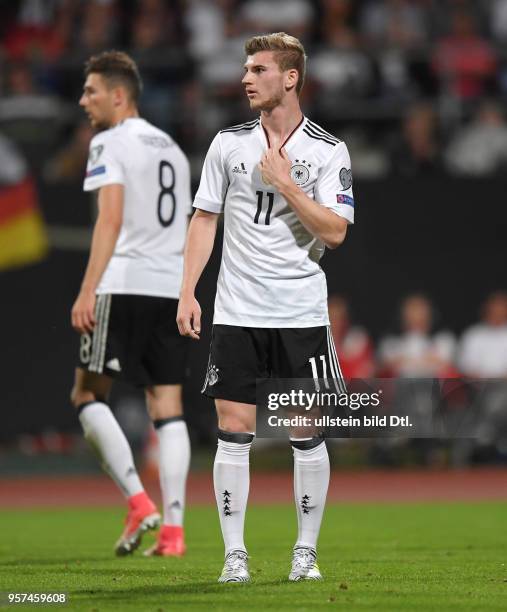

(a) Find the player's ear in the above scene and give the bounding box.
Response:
[112,86,124,107]
[285,69,298,92]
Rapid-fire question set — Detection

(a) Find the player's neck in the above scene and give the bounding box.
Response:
[111,107,139,127]
[260,101,303,146]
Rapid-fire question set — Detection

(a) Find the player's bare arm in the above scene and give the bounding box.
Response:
[71,183,123,333]
[259,141,348,249]
[177,209,219,339]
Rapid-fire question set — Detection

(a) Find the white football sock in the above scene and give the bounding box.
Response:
[292,440,330,550]
[154,418,190,527]
[78,402,144,498]
[213,433,253,555]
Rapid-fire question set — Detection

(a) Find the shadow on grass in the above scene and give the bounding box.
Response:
[72,579,291,599]
[0,557,111,567]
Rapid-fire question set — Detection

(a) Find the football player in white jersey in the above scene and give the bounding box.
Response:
[71,51,191,558]
[177,33,355,582]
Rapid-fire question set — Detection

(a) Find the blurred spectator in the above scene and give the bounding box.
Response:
[131,11,169,58]
[320,0,358,48]
[389,101,442,176]
[185,0,238,60]
[328,294,375,379]
[55,1,118,100]
[130,4,193,132]
[2,0,76,63]
[378,294,456,378]
[432,9,497,100]
[377,293,456,466]
[489,0,507,43]
[429,0,488,38]
[68,1,118,61]
[0,61,66,151]
[310,0,375,109]
[359,0,430,50]
[455,291,507,462]
[191,10,246,142]
[42,120,93,183]
[444,101,507,175]
[359,1,432,100]
[240,0,315,42]
[458,291,507,377]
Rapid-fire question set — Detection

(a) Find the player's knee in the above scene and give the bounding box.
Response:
[218,429,255,445]
[218,416,254,434]
[146,397,182,421]
[70,386,99,409]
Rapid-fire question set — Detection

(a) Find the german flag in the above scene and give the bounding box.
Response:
[0,176,48,270]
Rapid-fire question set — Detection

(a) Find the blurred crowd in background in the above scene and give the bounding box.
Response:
[4,0,507,181]
[324,289,507,466]
[330,290,507,380]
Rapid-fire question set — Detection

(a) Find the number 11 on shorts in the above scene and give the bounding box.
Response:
[308,355,330,392]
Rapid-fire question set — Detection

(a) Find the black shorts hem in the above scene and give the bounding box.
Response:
[146,377,186,386]
[202,388,256,405]
[105,367,186,388]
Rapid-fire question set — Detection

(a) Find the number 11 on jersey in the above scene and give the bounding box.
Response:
[254,191,274,225]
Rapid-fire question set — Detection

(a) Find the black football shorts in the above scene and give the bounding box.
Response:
[201,324,346,404]
[77,294,189,386]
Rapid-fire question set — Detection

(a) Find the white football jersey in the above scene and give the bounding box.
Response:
[83,117,191,298]
[458,324,507,377]
[194,116,355,327]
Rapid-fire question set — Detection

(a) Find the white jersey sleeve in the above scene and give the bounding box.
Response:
[314,141,354,224]
[83,133,124,192]
[193,133,229,213]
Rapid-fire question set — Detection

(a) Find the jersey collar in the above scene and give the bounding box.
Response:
[116,116,143,127]
[258,114,306,150]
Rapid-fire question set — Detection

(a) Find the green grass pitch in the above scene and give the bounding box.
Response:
[0,503,505,611]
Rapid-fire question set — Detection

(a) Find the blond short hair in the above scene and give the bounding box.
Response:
[244,32,307,95]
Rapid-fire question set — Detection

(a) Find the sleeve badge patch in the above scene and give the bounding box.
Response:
[86,165,106,178]
[337,194,354,207]
[339,167,353,190]
[88,144,104,165]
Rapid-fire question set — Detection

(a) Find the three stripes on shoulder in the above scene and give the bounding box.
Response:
[220,118,341,146]
[302,120,341,147]
[220,119,259,134]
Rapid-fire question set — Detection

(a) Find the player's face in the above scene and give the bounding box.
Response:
[79,73,115,129]
[242,51,286,112]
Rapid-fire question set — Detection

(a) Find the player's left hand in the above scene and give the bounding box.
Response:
[259,138,291,189]
[71,290,96,334]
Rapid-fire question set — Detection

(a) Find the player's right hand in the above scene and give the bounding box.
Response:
[71,290,97,334]
[177,295,201,340]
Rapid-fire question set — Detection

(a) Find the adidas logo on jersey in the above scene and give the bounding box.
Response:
[232,162,248,175]
[106,358,122,372]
